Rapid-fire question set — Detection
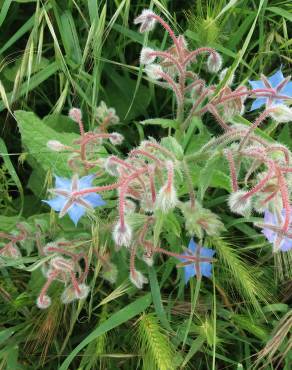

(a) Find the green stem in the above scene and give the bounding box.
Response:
[212,270,216,370]
[182,277,202,348]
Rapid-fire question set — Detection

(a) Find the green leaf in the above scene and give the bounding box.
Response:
[0,138,24,214]
[198,154,221,201]
[267,7,292,22]
[15,110,78,176]
[141,118,178,129]
[160,136,184,160]
[59,294,152,370]
[148,267,172,331]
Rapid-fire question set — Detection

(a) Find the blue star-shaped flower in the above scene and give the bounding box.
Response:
[249,69,292,111]
[262,209,292,252]
[43,174,106,225]
[179,239,215,283]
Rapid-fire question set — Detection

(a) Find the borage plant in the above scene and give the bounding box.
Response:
[1,7,292,369]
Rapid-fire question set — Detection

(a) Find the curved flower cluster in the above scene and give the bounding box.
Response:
[2,8,291,311]
[37,241,90,309]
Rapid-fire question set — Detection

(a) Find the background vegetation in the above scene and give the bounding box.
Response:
[0,0,291,369]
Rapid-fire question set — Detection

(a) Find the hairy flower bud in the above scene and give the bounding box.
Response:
[155,184,178,213]
[145,64,163,80]
[219,68,234,86]
[113,221,133,247]
[103,156,120,176]
[47,140,66,152]
[36,295,51,309]
[181,202,225,238]
[61,284,89,304]
[109,133,124,145]
[75,283,90,300]
[130,269,148,289]
[134,9,157,33]
[270,104,292,122]
[207,52,222,73]
[68,107,82,122]
[140,47,156,65]
[228,190,252,216]
[142,254,154,266]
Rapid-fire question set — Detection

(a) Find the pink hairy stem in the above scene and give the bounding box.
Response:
[109,156,147,191]
[148,51,184,75]
[129,149,164,165]
[184,79,205,93]
[207,104,230,131]
[119,167,148,228]
[148,166,156,203]
[238,108,276,151]
[241,158,275,200]
[157,70,184,105]
[276,166,291,233]
[129,244,137,278]
[267,146,290,166]
[280,167,292,173]
[72,181,121,197]
[182,89,210,130]
[154,247,214,262]
[70,271,81,295]
[151,14,181,55]
[224,150,239,191]
[183,47,217,66]
[143,142,176,160]
[39,270,59,302]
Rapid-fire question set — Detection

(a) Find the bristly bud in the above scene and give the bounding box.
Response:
[36,295,51,309]
[103,156,120,176]
[269,104,292,122]
[113,221,133,247]
[207,52,222,73]
[49,256,75,272]
[75,284,90,300]
[228,190,252,216]
[145,64,163,80]
[182,202,225,238]
[61,284,89,304]
[155,184,178,213]
[47,140,66,152]
[69,107,82,122]
[142,254,154,266]
[134,9,157,33]
[140,47,156,65]
[109,133,124,145]
[129,269,148,289]
[219,68,234,86]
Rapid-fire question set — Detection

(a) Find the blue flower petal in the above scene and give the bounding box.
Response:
[54,176,72,190]
[188,238,196,253]
[83,193,106,208]
[184,264,195,283]
[199,262,212,278]
[43,196,66,212]
[281,81,292,97]
[67,204,86,226]
[78,175,96,189]
[280,238,292,252]
[271,99,284,107]
[268,70,284,88]
[200,247,216,259]
[249,80,265,90]
[250,98,267,111]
